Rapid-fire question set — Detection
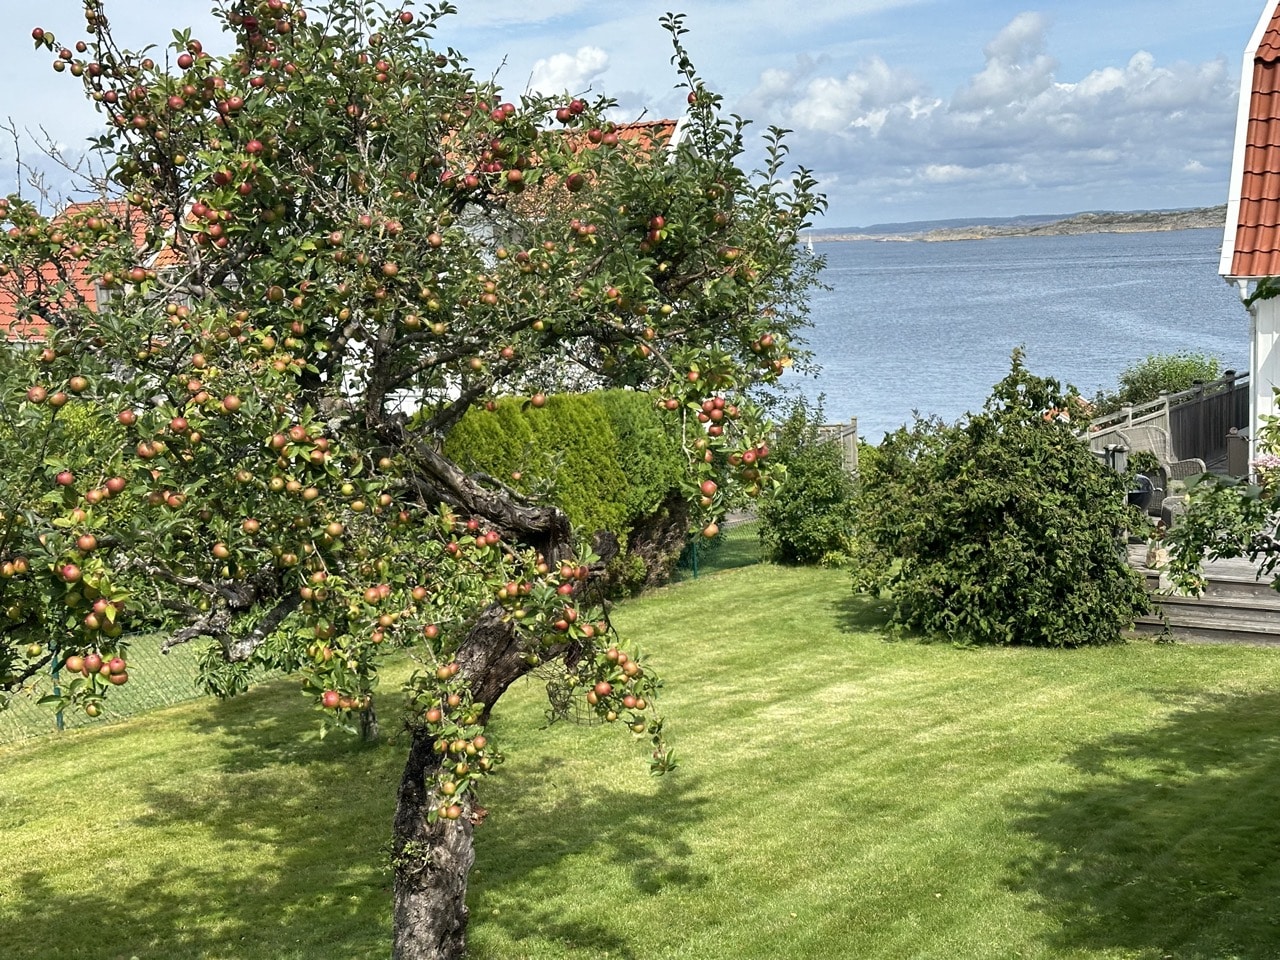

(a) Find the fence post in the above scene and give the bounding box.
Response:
[50,653,64,733]
[1227,428,1250,478]
[847,417,859,473]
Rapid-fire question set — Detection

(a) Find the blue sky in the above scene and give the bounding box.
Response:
[0,0,1272,226]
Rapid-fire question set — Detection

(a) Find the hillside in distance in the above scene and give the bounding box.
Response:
[817,205,1228,242]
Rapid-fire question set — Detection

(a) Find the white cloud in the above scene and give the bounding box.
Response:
[742,11,1239,223]
[952,12,1057,110]
[919,162,1025,185]
[752,55,933,136]
[527,46,610,97]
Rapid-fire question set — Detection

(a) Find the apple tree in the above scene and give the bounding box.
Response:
[0,2,824,957]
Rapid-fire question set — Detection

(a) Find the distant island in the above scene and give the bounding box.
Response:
[817,205,1228,243]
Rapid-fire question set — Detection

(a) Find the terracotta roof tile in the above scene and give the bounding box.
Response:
[1261,6,1280,60]
[1229,22,1280,277]
[613,119,677,148]
[0,200,175,341]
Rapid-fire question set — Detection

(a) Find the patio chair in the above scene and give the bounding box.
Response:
[1118,424,1206,503]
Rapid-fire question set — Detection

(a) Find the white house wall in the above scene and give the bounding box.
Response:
[1253,298,1280,454]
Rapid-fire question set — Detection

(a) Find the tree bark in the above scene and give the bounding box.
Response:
[391,728,475,960]
[388,540,555,958]
[390,613,542,960]
[390,447,583,959]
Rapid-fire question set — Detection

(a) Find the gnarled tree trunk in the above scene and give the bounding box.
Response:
[389,609,556,960]
[391,729,475,960]
[391,450,579,960]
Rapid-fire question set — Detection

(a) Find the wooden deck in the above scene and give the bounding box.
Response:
[1128,543,1280,645]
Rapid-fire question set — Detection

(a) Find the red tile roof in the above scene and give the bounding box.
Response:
[612,119,680,150]
[1224,4,1280,277]
[0,200,155,342]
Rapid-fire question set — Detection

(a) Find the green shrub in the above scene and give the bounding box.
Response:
[445,391,688,592]
[1092,352,1221,415]
[758,401,858,565]
[445,394,627,538]
[596,391,688,593]
[596,389,683,521]
[853,352,1149,647]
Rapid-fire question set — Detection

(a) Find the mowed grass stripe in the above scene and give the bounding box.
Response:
[6,564,1280,958]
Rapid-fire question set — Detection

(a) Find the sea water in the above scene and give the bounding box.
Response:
[798,228,1249,442]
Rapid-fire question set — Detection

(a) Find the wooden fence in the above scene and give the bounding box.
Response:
[1086,371,1250,467]
[817,418,859,473]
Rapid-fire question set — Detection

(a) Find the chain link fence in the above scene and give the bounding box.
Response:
[0,636,210,745]
[676,513,765,580]
[2,518,768,744]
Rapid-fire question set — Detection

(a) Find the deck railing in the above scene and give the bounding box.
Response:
[1086,371,1250,466]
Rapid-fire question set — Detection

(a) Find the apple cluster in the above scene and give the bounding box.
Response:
[59,650,129,717]
[412,664,498,822]
[545,642,671,773]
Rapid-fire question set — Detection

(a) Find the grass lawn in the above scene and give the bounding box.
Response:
[5,564,1280,959]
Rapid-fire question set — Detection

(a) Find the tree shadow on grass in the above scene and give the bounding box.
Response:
[4,684,401,960]
[466,759,709,959]
[1006,689,1280,959]
[3,678,704,960]
[829,592,895,634]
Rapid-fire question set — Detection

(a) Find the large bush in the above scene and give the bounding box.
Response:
[758,401,858,565]
[853,353,1149,647]
[595,389,685,522]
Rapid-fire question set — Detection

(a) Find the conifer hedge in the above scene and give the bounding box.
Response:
[445,390,686,589]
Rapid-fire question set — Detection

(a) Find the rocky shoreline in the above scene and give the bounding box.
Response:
[819,204,1228,243]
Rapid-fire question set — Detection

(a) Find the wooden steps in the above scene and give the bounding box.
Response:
[1128,545,1280,645]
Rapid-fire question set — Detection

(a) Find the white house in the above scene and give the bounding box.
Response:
[1221,2,1280,457]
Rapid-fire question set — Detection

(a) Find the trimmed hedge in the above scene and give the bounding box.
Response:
[444,390,687,590]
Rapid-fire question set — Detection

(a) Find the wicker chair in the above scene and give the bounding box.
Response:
[1118,425,1206,482]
